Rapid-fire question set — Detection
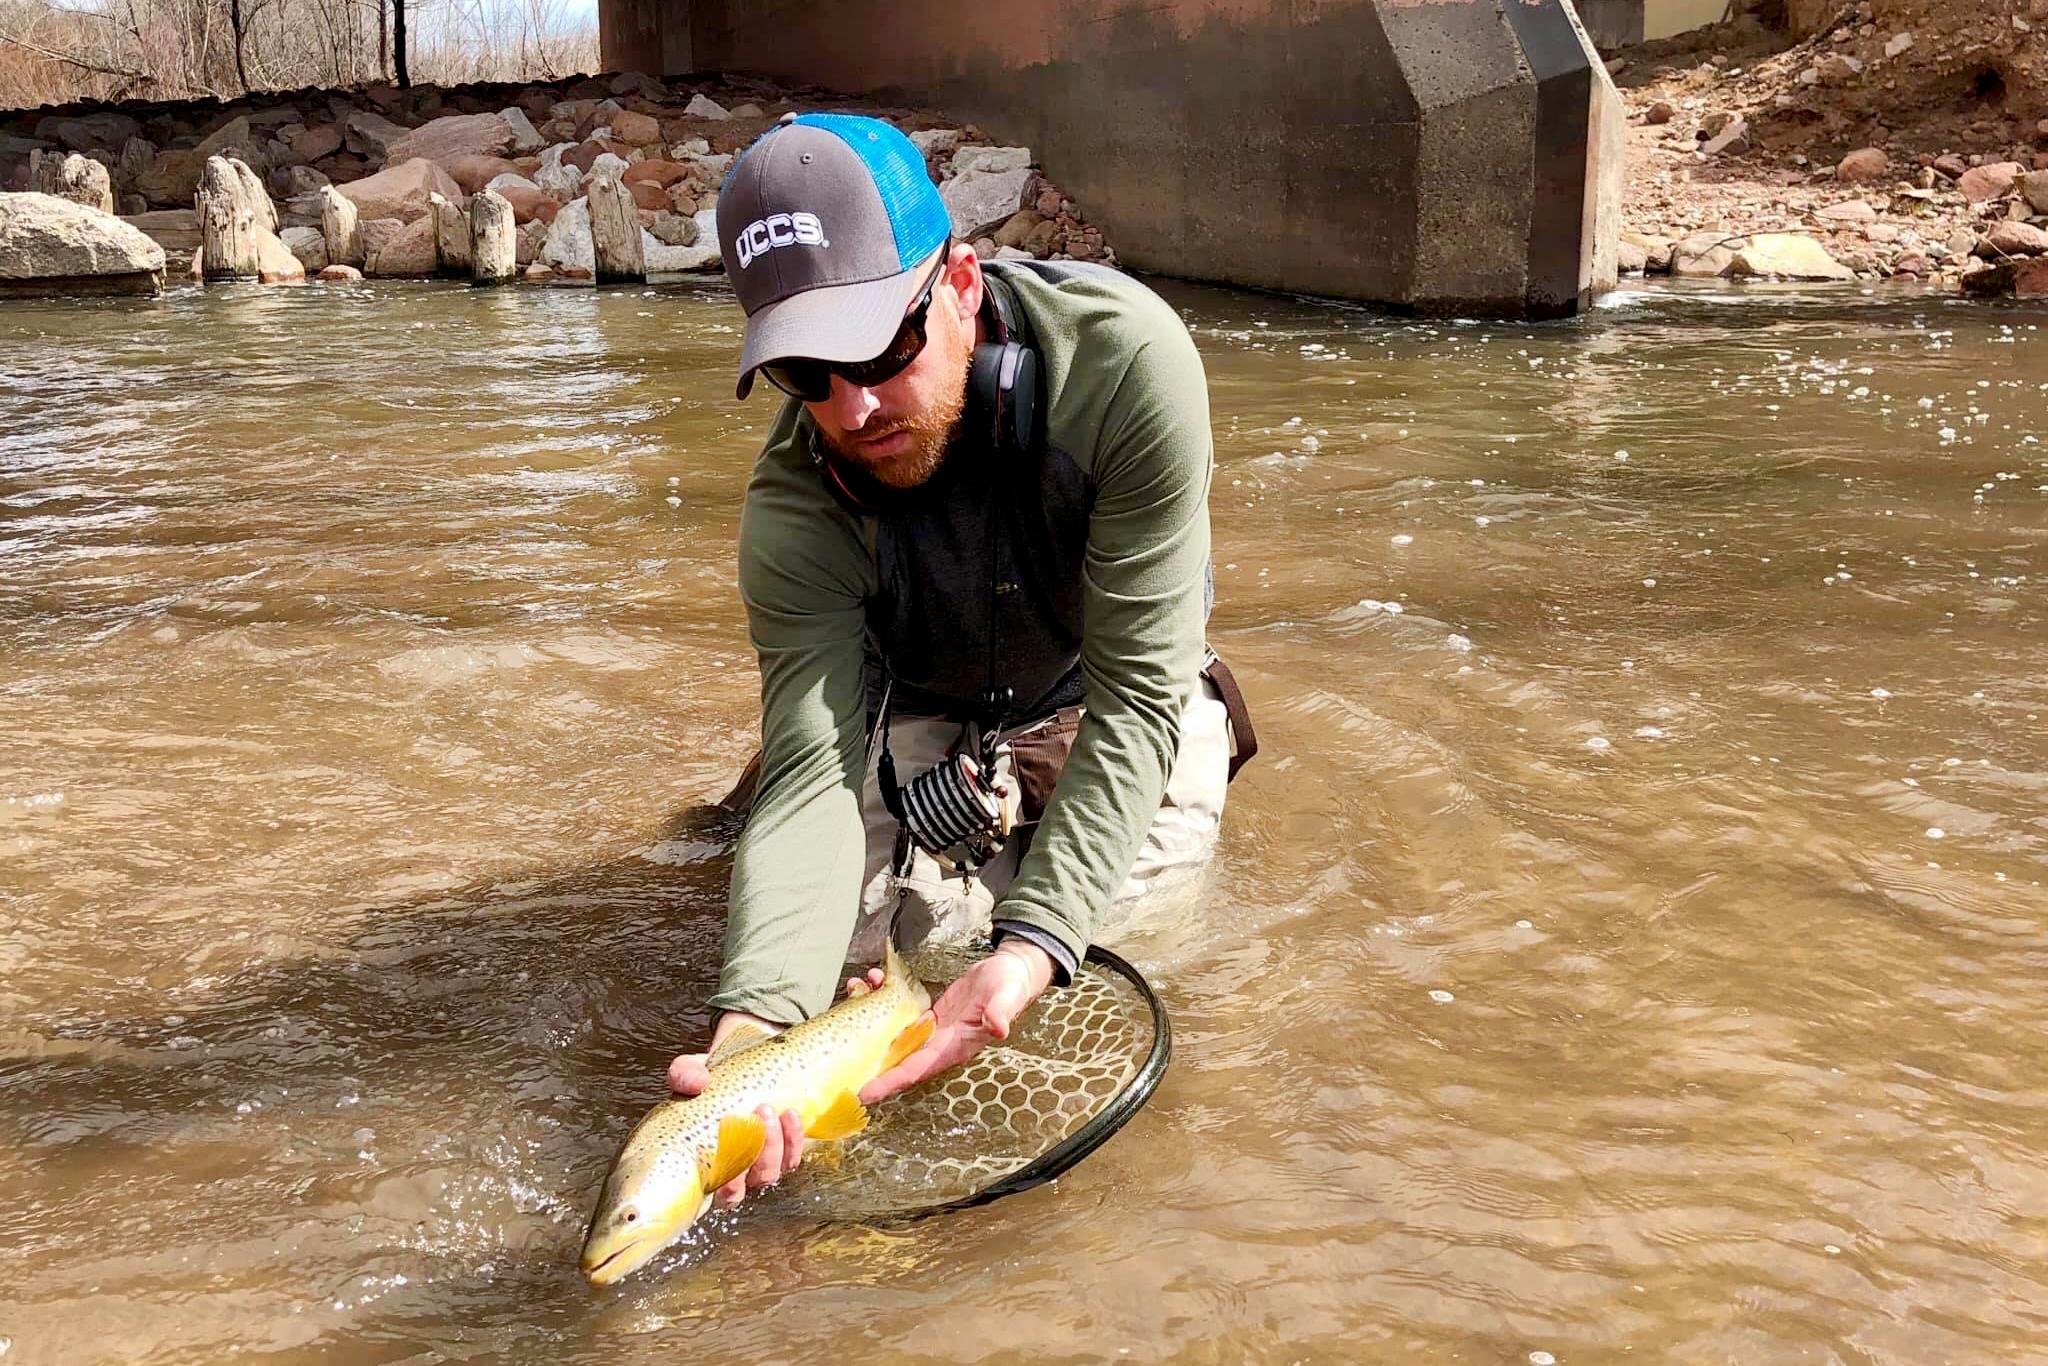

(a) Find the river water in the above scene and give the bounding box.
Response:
[2,277,2044,1365]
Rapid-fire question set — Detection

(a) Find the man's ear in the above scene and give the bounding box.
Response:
[943,242,983,324]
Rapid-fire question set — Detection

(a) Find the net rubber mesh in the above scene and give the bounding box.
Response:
[789,942,1162,1219]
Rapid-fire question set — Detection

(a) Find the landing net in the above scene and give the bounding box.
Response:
[792,943,1170,1219]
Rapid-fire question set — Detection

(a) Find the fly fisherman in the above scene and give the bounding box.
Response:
[666,114,1256,1205]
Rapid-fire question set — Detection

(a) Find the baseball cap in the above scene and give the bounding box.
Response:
[717,113,952,399]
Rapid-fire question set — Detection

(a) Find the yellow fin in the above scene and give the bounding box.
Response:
[882,1014,935,1072]
[701,1112,768,1191]
[707,1020,775,1066]
[806,1090,869,1142]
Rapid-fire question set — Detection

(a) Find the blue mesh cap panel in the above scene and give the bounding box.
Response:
[794,113,950,271]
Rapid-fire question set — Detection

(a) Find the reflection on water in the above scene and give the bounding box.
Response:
[2,278,2045,1364]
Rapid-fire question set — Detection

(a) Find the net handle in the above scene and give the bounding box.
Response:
[905,943,1172,1217]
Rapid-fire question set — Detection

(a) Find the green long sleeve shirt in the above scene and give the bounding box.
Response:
[709,263,1214,1023]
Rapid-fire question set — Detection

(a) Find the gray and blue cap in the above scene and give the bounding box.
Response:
[717,113,952,399]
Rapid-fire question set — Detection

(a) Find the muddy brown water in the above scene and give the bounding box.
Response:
[2,278,2045,1365]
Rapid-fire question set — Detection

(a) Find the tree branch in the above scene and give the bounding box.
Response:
[0,31,155,81]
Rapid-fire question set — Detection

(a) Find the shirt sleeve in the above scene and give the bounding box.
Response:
[990,319,1214,962]
[708,423,876,1025]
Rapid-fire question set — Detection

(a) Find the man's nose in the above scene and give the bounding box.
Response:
[824,376,881,430]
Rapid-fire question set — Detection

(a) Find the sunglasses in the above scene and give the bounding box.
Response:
[760,245,951,403]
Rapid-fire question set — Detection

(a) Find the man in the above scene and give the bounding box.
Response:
[666,113,1248,1205]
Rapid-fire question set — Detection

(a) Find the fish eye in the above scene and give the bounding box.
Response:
[622,1208,639,1224]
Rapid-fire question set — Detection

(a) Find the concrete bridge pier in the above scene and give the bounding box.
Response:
[599,0,1623,319]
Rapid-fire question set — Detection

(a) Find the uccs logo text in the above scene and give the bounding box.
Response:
[735,212,827,268]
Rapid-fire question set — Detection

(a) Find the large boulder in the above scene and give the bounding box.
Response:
[122,208,200,258]
[501,107,544,153]
[288,124,344,163]
[1958,161,2025,205]
[0,191,165,294]
[1728,234,1854,281]
[344,109,409,159]
[541,195,594,273]
[134,150,203,208]
[941,166,1036,240]
[39,111,141,153]
[384,112,515,166]
[642,209,721,272]
[338,157,462,224]
[623,159,690,188]
[197,115,269,175]
[280,224,328,274]
[493,181,558,225]
[439,154,521,195]
[361,215,436,276]
[609,109,661,147]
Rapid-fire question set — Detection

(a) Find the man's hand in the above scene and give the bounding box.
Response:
[663,978,884,1207]
[858,940,1055,1104]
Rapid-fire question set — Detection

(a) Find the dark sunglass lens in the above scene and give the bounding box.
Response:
[764,362,831,402]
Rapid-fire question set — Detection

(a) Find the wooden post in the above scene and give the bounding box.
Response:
[430,191,470,276]
[469,189,517,285]
[319,185,363,268]
[198,156,303,283]
[587,173,645,283]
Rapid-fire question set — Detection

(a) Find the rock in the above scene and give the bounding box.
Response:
[319,185,363,268]
[1698,111,1738,140]
[1978,220,2048,256]
[501,107,544,154]
[1961,258,2048,297]
[993,209,1045,250]
[430,154,516,195]
[40,111,140,153]
[648,209,697,246]
[952,145,1032,177]
[1863,222,1900,244]
[362,215,436,276]
[1670,232,1739,276]
[565,137,615,175]
[730,103,764,119]
[1728,233,1855,280]
[283,163,332,197]
[1892,253,1929,275]
[491,181,557,225]
[610,110,662,147]
[1931,153,1967,180]
[289,124,344,163]
[589,151,631,182]
[610,71,666,99]
[1957,161,2024,203]
[431,191,470,273]
[1644,101,1676,126]
[29,151,114,214]
[941,166,1037,240]
[386,113,513,166]
[1836,147,1889,183]
[1616,238,1648,274]
[1815,53,1863,85]
[338,158,462,224]
[515,217,548,266]
[625,178,669,212]
[542,195,594,273]
[588,174,645,281]
[670,137,712,158]
[1699,116,1750,157]
[910,128,961,156]
[2017,169,2048,214]
[1884,31,1914,57]
[1817,199,1877,224]
[123,208,198,257]
[683,94,731,120]
[536,144,583,200]
[641,209,721,271]
[624,159,690,188]
[134,149,203,207]
[316,262,363,282]
[198,156,301,283]
[468,188,517,285]
[524,261,554,281]
[280,224,327,273]
[344,109,409,159]
[113,137,155,195]
[0,191,165,294]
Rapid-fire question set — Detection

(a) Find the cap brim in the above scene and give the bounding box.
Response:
[734,265,933,400]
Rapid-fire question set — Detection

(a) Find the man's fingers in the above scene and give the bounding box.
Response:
[666,1054,710,1095]
[779,1108,805,1175]
[746,1105,783,1187]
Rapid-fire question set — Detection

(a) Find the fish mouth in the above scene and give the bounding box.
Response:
[582,1230,660,1286]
